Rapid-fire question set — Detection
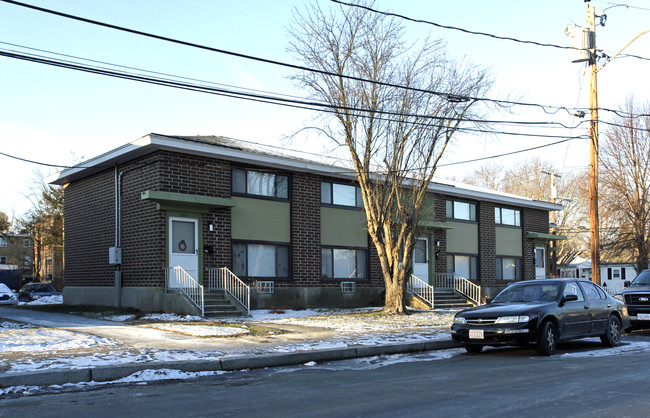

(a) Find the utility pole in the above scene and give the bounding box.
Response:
[542,170,561,276]
[586,0,601,285]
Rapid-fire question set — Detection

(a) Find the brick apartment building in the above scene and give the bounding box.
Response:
[49,134,564,314]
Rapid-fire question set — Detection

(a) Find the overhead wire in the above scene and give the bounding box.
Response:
[0,0,597,115]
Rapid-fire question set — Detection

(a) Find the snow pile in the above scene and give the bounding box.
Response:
[18,295,63,305]
[139,313,206,322]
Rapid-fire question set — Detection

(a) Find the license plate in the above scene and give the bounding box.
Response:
[638,314,650,320]
[469,329,484,339]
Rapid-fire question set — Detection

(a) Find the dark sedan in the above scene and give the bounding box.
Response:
[18,282,58,302]
[451,278,629,356]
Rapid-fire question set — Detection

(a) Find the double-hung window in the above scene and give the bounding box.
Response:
[322,247,367,279]
[447,254,478,280]
[495,207,521,226]
[446,200,477,221]
[321,182,363,208]
[233,242,290,279]
[232,168,289,199]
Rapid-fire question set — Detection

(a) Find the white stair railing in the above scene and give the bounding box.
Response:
[166,266,204,316]
[407,274,434,308]
[434,272,456,289]
[207,267,250,314]
[454,274,482,305]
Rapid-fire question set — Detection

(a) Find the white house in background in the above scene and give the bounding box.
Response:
[558,257,640,294]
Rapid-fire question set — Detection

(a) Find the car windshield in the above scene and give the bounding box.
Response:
[0,284,11,294]
[631,270,650,287]
[32,284,56,292]
[492,283,561,303]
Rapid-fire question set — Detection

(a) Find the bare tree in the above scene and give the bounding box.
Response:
[600,98,650,274]
[289,1,492,312]
[0,211,9,233]
[463,158,589,266]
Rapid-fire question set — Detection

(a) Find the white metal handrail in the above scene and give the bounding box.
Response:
[166,266,204,316]
[454,274,482,305]
[207,267,250,314]
[407,274,434,308]
[434,272,456,289]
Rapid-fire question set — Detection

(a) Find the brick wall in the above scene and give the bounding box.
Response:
[478,200,496,286]
[64,169,116,287]
[523,208,549,280]
[433,194,447,274]
[289,172,321,287]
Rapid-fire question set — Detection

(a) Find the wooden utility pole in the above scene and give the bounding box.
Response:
[586,1,601,285]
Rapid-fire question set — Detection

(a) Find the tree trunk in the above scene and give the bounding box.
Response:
[383,275,406,314]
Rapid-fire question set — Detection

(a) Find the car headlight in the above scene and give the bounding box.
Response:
[614,294,624,301]
[453,316,467,325]
[495,315,530,324]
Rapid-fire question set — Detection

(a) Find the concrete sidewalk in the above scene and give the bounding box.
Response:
[0,307,460,388]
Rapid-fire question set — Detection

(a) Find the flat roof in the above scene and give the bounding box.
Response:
[48,133,564,212]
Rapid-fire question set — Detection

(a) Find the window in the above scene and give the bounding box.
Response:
[607,267,625,281]
[563,282,585,301]
[496,257,523,280]
[24,256,31,266]
[232,168,289,199]
[23,239,30,248]
[446,200,476,221]
[495,207,521,226]
[0,256,6,264]
[0,238,6,247]
[447,254,478,280]
[579,281,606,300]
[232,242,290,278]
[322,247,367,279]
[321,182,363,208]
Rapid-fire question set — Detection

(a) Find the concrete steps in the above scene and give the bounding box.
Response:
[203,290,245,318]
[433,289,475,309]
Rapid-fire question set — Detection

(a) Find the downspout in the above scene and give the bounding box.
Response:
[114,167,123,307]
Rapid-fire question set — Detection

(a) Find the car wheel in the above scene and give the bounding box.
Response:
[464,344,483,354]
[537,320,557,356]
[601,315,622,347]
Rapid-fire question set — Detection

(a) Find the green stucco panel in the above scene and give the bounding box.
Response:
[321,207,368,247]
[446,221,478,254]
[496,226,523,257]
[231,197,290,242]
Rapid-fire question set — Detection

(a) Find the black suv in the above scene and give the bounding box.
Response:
[616,269,650,331]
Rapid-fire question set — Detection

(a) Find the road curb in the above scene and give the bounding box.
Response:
[0,339,462,388]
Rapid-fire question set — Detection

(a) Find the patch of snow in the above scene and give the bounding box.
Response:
[18,295,63,305]
[150,324,250,337]
[113,368,228,383]
[558,339,650,358]
[139,313,206,322]
[0,328,115,353]
[103,314,137,322]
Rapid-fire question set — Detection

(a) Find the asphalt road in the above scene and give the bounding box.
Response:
[3,339,650,418]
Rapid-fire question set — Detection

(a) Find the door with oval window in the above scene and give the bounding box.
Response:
[169,217,199,286]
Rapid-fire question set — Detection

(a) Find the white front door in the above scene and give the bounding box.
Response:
[169,217,199,285]
[412,237,429,283]
[535,247,546,279]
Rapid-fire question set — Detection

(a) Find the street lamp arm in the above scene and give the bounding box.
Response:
[598,29,650,72]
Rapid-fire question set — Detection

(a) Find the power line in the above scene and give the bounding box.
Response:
[0,0,591,114]
[332,0,650,64]
[0,48,585,129]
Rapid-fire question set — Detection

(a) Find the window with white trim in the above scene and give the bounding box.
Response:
[23,239,30,248]
[496,257,523,280]
[0,238,6,247]
[446,200,477,221]
[0,256,6,264]
[321,182,363,208]
[322,247,367,279]
[24,256,31,266]
[232,168,289,199]
[232,242,290,279]
[495,207,521,226]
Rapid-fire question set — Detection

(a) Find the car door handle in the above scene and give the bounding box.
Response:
[584,305,589,310]
[607,304,612,308]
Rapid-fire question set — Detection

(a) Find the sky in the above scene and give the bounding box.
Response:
[1,0,649,220]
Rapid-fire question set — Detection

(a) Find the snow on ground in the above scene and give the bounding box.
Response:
[148,323,250,337]
[0,321,114,353]
[18,295,63,306]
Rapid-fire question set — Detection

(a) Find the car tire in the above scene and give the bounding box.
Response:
[537,320,557,356]
[464,344,483,354]
[601,315,622,347]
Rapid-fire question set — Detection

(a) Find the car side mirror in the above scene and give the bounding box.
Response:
[560,294,578,306]
[624,281,631,288]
